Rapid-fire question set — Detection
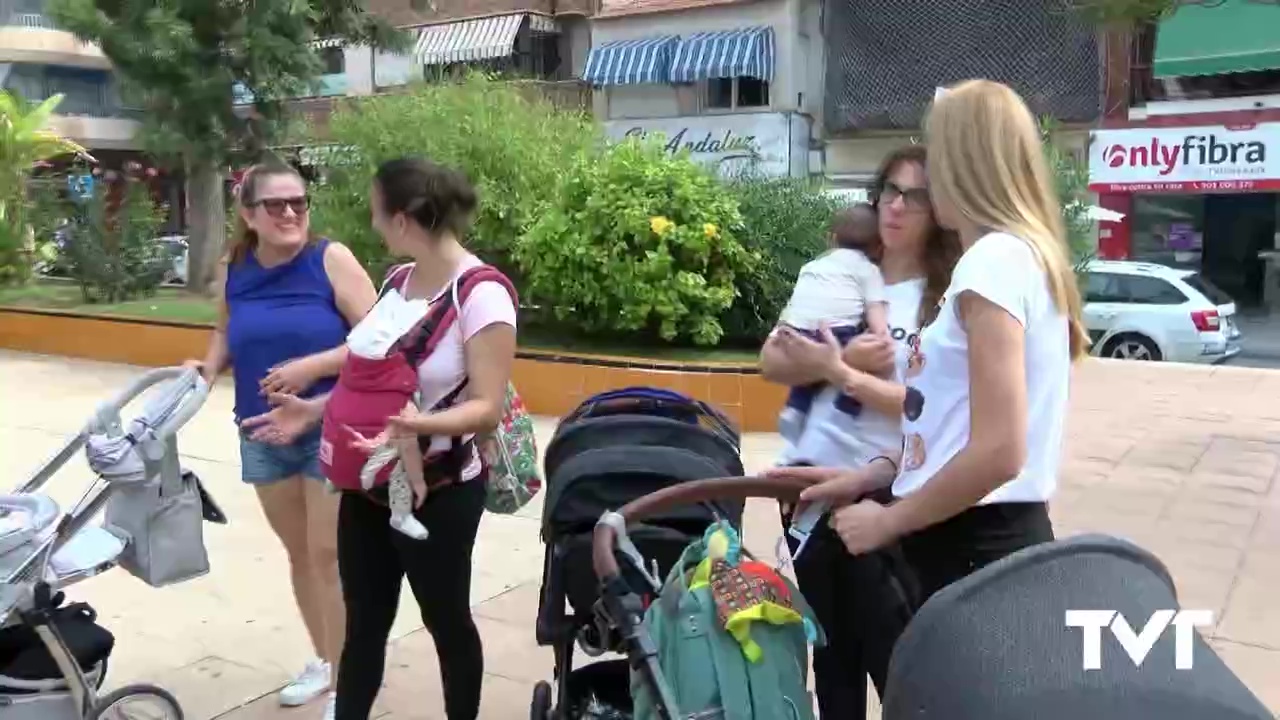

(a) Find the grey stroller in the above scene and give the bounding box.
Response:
[0,366,223,719]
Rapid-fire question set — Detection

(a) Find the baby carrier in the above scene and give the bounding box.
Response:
[320,263,517,491]
[1,366,224,719]
[531,388,745,720]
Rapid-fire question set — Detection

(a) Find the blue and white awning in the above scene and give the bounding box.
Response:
[414,14,524,66]
[669,26,775,83]
[582,36,680,86]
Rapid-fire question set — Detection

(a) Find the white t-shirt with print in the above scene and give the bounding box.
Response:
[389,254,517,482]
[778,278,925,468]
[892,232,1069,504]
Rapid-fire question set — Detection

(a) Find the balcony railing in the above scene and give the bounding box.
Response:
[234,73,348,105]
[0,0,56,28]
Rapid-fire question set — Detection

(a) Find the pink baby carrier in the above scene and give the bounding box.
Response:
[319,263,516,491]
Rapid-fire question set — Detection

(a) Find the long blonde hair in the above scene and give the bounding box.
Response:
[925,79,1089,361]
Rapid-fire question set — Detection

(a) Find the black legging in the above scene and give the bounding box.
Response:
[780,492,917,720]
[335,477,486,720]
[900,500,1054,603]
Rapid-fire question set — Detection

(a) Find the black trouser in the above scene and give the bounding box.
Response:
[334,477,487,720]
[780,490,917,720]
[899,501,1055,606]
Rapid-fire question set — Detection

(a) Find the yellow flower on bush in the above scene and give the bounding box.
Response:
[703,223,719,239]
[650,216,674,236]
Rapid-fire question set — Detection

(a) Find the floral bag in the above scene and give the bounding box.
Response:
[477,382,542,514]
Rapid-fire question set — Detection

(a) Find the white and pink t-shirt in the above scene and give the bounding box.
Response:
[360,253,517,481]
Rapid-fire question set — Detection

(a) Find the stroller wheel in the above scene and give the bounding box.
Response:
[88,683,183,720]
[530,680,552,720]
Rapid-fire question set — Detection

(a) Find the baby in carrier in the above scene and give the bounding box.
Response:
[320,283,436,540]
[350,400,431,541]
[776,203,890,442]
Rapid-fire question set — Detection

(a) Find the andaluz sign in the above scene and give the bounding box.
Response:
[1089,123,1280,193]
[603,113,797,178]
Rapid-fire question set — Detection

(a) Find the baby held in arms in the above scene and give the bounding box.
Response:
[351,404,430,540]
[776,203,890,442]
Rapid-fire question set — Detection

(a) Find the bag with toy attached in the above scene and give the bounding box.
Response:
[631,521,824,720]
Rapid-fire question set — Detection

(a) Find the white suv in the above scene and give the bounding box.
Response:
[1081,260,1242,364]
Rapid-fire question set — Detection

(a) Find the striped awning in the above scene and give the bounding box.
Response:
[414,14,524,66]
[309,37,343,50]
[669,26,775,83]
[582,36,679,86]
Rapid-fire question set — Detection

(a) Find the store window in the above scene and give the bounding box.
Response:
[704,76,769,112]
[1130,194,1206,269]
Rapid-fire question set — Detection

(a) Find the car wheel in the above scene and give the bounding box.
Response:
[1103,333,1162,362]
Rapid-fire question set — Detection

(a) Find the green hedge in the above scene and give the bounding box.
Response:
[309,75,844,348]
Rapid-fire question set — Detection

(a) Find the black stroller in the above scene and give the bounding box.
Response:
[531,387,745,720]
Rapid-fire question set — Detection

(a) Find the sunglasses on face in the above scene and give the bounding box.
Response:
[878,182,931,213]
[250,196,310,218]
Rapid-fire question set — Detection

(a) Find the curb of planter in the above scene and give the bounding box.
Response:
[0,307,786,432]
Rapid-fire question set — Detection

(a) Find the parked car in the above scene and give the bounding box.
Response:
[155,235,189,286]
[1081,260,1241,364]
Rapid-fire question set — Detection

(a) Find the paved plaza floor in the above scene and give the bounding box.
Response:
[1,350,1278,718]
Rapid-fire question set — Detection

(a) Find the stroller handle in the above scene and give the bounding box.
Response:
[89,366,209,439]
[592,475,812,582]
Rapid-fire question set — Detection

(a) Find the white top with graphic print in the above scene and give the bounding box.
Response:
[892,232,1069,504]
[777,278,925,469]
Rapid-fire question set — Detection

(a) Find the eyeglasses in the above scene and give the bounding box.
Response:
[878,182,931,213]
[250,196,310,217]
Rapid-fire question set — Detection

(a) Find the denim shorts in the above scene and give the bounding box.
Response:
[239,428,324,485]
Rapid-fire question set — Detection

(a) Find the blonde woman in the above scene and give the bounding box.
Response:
[771,79,1088,603]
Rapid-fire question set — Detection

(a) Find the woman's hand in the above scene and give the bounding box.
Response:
[771,325,847,385]
[830,500,904,555]
[260,357,321,396]
[240,393,324,445]
[764,464,875,506]
[843,334,896,376]
[182,358,214,385]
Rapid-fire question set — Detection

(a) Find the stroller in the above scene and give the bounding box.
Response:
[0,366,223,719]
[531,388,746,720]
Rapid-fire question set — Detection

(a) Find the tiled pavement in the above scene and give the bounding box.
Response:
[1,350,1278,718]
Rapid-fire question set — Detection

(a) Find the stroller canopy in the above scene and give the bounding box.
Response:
[542,389,745,539]
[882,534,1271,720]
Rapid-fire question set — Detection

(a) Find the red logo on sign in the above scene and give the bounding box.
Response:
[1102,135,1266,176]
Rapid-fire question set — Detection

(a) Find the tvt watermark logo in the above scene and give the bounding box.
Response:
[1065,610,1214,670]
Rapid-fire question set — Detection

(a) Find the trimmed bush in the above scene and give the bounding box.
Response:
[517,139,754,346]
[720,175,843,344]
[308,74,600,283]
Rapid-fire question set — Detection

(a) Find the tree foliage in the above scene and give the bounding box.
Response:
[47,0,407,163]
[46,0,410,290]
[1041,118,1095,267]
[308,74,600,284]
[0,91,90,284]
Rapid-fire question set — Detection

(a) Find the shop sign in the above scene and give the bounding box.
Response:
[1089,123,1280,193]
[603,113,797,177]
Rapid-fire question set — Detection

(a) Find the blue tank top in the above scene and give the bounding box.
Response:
[225,238,350,423]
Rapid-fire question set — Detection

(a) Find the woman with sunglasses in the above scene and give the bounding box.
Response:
[188,161,377,718]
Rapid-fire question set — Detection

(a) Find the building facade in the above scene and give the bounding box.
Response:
[581,0,820,179]
[0,0,141,153]
[1090,0,1280,312]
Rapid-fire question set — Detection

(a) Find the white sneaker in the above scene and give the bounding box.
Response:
[279,659,330,707]
[323,692,336,720]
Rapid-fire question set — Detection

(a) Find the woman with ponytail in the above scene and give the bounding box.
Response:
[188,162,377,719]
[771,79,1085,603]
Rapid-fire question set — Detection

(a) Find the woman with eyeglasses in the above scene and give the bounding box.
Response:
[188,161,377,718]
[759,145,961,719]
